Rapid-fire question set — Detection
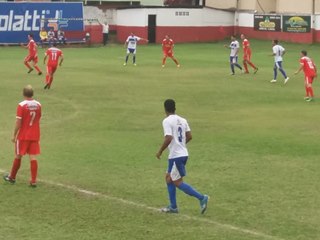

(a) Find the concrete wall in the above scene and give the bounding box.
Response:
[276,0,313,14]
[205,0,237,10]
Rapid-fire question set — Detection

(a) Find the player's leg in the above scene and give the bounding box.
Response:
[162,53,168,67]
[24,56,33,73]
[171,157,209,213]
[28,141,40,187]
[233,57,243,71]
[170,56,180,66]
[243,58,249,73]
[161,159,178,213]
[230,57,235,74]
[305,76,314,101]
[32,56,42,75]
[277,61,288,79]
[48,66,57,88]
[4,140,25,183]
[271,63,278,82]
[132,49,137,65]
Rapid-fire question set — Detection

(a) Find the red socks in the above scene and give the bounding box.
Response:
[30,159,38,184]
[10,158,21,179]
[24,62,32,70]
[34,65,42,73]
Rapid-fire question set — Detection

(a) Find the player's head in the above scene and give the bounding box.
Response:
[301,50,307,56]
[240,34,245,39]
[231,35,236,40]
[130,32,134,36]
[23,85,34,98]
[165,35,170,39]
[272,40,279,46]
[28,34,33,40]
[164,99,176,114]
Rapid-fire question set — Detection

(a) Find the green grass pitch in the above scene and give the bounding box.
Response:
[0,40,320,240]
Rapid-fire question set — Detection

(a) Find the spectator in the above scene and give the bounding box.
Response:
[99,20,109,46]
[47,28,56,47]
[57,28,66,46]
[85,32,91,46]
[39,28,48,48]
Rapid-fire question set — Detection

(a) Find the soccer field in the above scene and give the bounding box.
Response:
[0,41,320,240]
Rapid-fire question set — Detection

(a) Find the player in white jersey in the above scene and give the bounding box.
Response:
[123,32,148,66]
[156,99,209,214]
[224,35,243,75]
[270,40,289,84]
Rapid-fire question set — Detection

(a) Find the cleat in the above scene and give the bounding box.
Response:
[38,72,42,76]
[123,63,127,66]
[162,65,165,68]
[306,97,314,102]
[27,68,34,74]
[177,64,180,68]
[44,84,48,89]
[270,79,277,83]
[3,174,15,184]
[200,195,209,214]
[161,206,178,214]
[254,68,259,74]
[244,71,249,74]
[230,73,235,75]
[284,77,290,84]
[133,63,137,66]
[29,182,37,188]
[304,96,310,100]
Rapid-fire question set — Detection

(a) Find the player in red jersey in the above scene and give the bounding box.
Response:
[162,35,180,68]
[294,50,317,102]
[21,34,42,75]
[240,34,258,74]
[43,44,64,89]
[3,85,42,187]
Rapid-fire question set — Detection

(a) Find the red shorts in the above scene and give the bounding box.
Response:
[163,51,174,58]
[25,55,38,63]
[243,53,252,61]
[305,75,314,84]
[15,140,40,156]
[47,65,58,75]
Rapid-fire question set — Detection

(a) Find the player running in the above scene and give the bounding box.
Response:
[21,34,42,75]
[224,35,243,75]
[240,34,258,74]
[43,44,64,89]
[162,35,180,68]
[3,85,42,187]
[123,32,148,66]
[294,50,317,102]
[156,99,209,214]
[270,40,289,84]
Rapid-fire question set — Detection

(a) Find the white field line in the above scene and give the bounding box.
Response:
[0,169,285,240]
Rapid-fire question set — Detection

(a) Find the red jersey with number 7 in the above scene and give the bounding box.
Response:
[45,47,63,66]
[300,56,316,77]
[16,99,41,141]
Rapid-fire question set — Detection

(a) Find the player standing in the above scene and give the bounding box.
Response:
[156,99,209,214]
[123,32,148,66]
[162,35,180,68]
[21,34,42,75]
[43,44,64,89]
[3,85,41,187]
[240,34,258,74]
[224,35,243,75]
[270,40,289,84]
[294,50,317,102]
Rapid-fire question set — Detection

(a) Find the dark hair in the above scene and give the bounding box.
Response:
[164,99,176,113]
[273,40,279,44]
[28,34,33,38]
[23,85,34,98]
[301,50,307,56]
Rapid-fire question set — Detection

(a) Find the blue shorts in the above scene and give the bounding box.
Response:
[167,156,188,181]
[230,56,238,64]
[127,48,136,54]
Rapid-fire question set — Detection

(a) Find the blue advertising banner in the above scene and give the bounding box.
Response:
[0,2,84,44]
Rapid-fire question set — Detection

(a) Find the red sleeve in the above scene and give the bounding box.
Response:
[16,105,23,119]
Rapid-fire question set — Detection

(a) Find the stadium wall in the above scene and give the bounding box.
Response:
[116,7,234,43]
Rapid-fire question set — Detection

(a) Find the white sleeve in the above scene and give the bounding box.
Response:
[272,46,277,54]
[162,119,172,136]
[185,120,191,132]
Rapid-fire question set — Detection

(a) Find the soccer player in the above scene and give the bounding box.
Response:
[240,34,258,74]
[156,99,209,214]
[123,32,148,66]
[21,34,42,75]
[3,85,42,187]
[162,35,180,68]
[270,40,289,84]
[43,44,64,89]
[294,50,317,102]
[224,35,243,75]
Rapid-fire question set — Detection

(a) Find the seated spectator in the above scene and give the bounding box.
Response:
[39,28,48,48]
[47,28,56,47]
[85,32,91,46]
[57,28,66,45]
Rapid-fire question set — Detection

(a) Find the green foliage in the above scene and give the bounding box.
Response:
[0,41,319,240]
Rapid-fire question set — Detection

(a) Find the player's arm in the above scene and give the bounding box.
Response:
[186,131,192,144]
[59,54,64,66]
[281,49,286,56]
[124,40,128,48]
[156,135,173,159]
[12,118,21,143]
[43,54,48,64]
[294,63,304,75]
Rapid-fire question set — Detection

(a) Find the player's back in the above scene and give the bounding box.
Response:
[301,56,316,76]
[273,45,285,62]
[46,47,62,66]
[28,39,37,55]
[17,99,41,141]
[230,40,239,56]
[163,114,190,158]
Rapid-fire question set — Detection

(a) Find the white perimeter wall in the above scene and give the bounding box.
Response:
[116,7,234,27]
